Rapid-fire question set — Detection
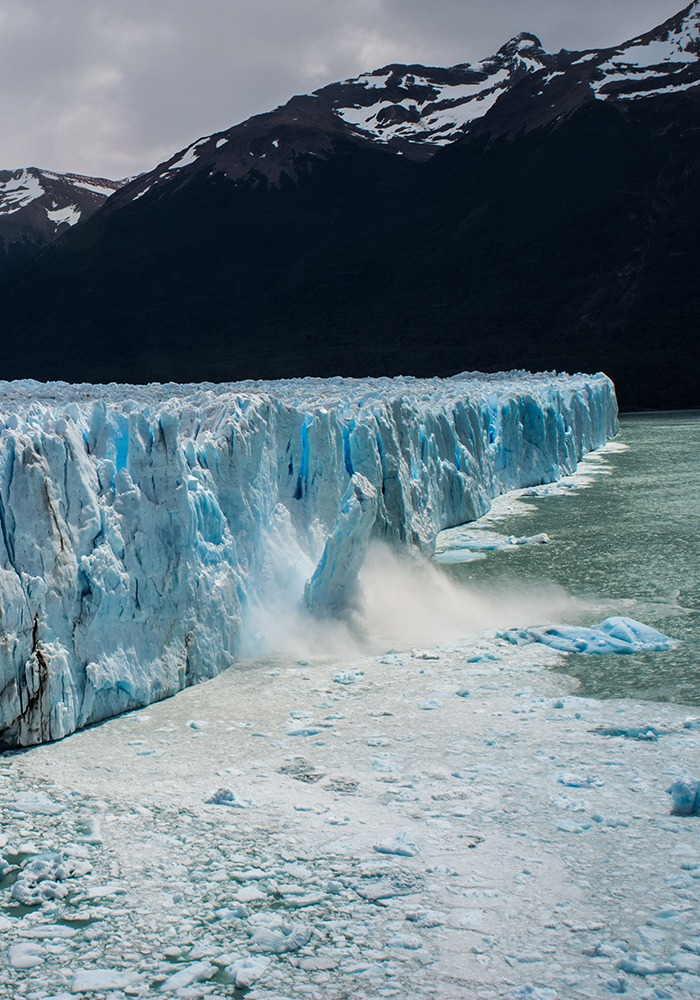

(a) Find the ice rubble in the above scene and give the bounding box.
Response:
[0,371,617,747]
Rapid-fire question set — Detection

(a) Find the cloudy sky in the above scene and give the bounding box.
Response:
[0,0,686,179]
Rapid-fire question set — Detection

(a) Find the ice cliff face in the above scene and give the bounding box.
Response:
[0,372,617,748]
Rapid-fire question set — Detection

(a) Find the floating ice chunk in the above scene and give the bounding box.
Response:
[12,851,92,905]
[595,725,663,741]
[616,953,678,976]
[332,669,364,685]
[436,532,550,564]
[248,918,312,954]
[71,969,141,992]
[19,924,78,939]
[519,532,550,545]
[503,532,551,546]
[204,787,252,808]
[374,831,419,857]
[233,884,266,903]
[159,961,217,992]
[406,909,447,927]
[434,548,486,564]
[601,617,675,648]
[9,942,45,969]
[6,791,64,815]
[387,932,424,949]
[670,951,700,975]
[507,986,558,999]
[376,653,408,666]
[72,881,126,902]
[294,956,338,971]
[558,772,602,788]
[509,617,674,655]
[220,955,270,988]
[667,779,700,816]
[77,816,103,845]
[229,867,268,881]
[556,818,591,833]
[214,903,250,920]
[371,753,398,772]
[286,724,322,737]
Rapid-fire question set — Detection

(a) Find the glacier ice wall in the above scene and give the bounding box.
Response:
[0,371,617,748]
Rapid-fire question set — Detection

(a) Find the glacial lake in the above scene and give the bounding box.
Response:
[439,411,700,706]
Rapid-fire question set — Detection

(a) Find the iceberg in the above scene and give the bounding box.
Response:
[0,371,617,747]
[504,617,675,655]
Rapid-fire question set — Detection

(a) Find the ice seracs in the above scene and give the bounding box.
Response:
[0,371,617,748]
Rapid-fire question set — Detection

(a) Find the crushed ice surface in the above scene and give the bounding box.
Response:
[1,635,698,999]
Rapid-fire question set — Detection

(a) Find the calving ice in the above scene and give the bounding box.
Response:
[0,372,617,749]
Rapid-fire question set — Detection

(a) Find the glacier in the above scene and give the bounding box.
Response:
[0,371,617,748]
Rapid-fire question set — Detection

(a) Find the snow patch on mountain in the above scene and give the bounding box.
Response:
[46,205,81,227]
[0,170,44,215]
[330,34,550,146]
[594,1,700,98]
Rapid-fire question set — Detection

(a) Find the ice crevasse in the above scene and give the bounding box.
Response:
[0,371,618,748]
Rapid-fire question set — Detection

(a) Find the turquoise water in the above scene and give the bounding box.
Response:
[441,411,700,706]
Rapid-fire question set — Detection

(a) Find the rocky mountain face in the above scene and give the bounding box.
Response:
[0,169,124,270]
[0,2,699,408]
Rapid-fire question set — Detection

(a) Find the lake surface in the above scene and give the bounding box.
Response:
[438,411,700,706]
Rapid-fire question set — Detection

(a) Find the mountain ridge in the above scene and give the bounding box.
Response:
[0,2,699,409]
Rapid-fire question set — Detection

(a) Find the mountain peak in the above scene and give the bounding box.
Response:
[498,32,546,59]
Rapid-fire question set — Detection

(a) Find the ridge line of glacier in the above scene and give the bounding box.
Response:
[0,371,618,748]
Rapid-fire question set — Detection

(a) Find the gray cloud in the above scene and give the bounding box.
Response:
[0,0,686,178]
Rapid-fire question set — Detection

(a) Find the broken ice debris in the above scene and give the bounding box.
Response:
[374,831,419,857]
[667,778,700,816]
[204,788,252,808]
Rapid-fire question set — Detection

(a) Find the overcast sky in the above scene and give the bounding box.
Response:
[0,0,686,178]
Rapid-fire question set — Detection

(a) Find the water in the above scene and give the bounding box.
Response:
[438,411,700,706]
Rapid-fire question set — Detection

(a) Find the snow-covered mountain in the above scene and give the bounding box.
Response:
[0,3,698,409]
[114,1,700,202]
[0,167,124,268]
